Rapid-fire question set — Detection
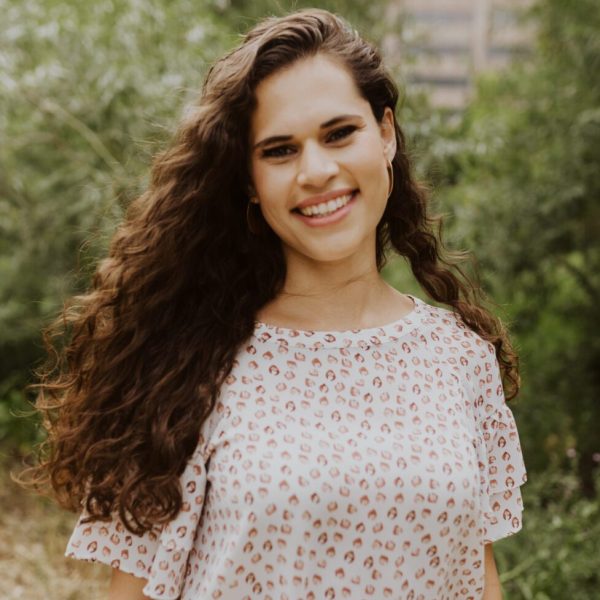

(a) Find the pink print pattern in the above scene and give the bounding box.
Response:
[66,295,527,599]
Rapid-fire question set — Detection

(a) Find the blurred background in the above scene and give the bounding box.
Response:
[0,0,598,597]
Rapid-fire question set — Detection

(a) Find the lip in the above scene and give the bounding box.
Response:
[293,190,358,227]
[294,187,357,210]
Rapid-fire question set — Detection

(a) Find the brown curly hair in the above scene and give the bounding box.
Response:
[21,8,519,535]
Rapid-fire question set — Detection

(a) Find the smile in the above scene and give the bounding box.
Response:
[296,192,354,217]
[292,190,358,227]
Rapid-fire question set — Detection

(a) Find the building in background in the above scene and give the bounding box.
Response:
[384,0,536,111]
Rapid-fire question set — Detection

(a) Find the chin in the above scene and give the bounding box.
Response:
[284,231,369,264]
[305,246,360,263]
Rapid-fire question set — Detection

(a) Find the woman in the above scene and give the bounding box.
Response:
[27,8,527,600]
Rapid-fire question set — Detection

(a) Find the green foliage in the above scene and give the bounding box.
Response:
[0,0,239,448]
[496,465,600,599]
[0,385,41,455]
[427,0,600,493]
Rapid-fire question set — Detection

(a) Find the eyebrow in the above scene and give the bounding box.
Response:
[253,114,363,150]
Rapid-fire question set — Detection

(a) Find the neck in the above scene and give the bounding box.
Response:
[258,249,412,331]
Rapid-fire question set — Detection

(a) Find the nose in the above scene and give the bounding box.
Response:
[296,140,339,188]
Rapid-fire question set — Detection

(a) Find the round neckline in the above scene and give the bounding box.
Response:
[252,294,425,349]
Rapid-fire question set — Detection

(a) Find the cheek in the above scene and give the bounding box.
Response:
[351,156,387,203]
[348,138,386,183]
[255,169,293,211]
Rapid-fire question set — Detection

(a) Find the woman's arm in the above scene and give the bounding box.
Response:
[108,568,149,600]
[483,543,503,600]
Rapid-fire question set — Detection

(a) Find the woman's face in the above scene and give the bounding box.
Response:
[248,53,396,265]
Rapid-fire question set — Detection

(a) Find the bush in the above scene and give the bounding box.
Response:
[496,465,600,599]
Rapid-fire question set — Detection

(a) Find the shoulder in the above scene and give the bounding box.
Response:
[418,301,507,422]
[418,299,495,362]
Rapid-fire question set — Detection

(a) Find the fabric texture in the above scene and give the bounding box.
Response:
[65,294,527,599]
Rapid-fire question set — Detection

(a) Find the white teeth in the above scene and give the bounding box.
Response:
[298,192,354,217]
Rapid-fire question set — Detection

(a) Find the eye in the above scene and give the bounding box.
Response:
[261,145,294,158]
[327,125,357,142]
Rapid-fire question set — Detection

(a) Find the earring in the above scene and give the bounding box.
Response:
[386,159,394,199]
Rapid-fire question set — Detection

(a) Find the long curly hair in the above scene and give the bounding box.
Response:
[21,8,519,535]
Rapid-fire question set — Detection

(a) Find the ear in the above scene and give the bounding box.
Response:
[247,183,260,203]
[379,107,397,161]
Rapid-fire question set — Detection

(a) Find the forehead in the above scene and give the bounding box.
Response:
[250,54,372,139]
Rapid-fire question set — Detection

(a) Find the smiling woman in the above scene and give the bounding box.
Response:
[23,8,527,600]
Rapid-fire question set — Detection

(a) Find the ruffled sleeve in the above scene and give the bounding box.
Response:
[65,442,208,599]
[471,339,528,544]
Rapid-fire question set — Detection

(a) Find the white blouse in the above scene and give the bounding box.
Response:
[66,294,527,599]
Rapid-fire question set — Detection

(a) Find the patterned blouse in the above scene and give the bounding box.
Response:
[66,294,527,599]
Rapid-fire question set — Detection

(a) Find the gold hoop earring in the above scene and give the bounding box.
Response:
[386,159,394,199]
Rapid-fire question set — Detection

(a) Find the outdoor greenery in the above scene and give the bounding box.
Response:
[431,0,600,499]
[1,0,598,597]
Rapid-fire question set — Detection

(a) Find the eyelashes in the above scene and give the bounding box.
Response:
[261,125,359,159]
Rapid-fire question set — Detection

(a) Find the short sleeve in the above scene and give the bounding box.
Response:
[471,340,528,544]
[65,442,208,600]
